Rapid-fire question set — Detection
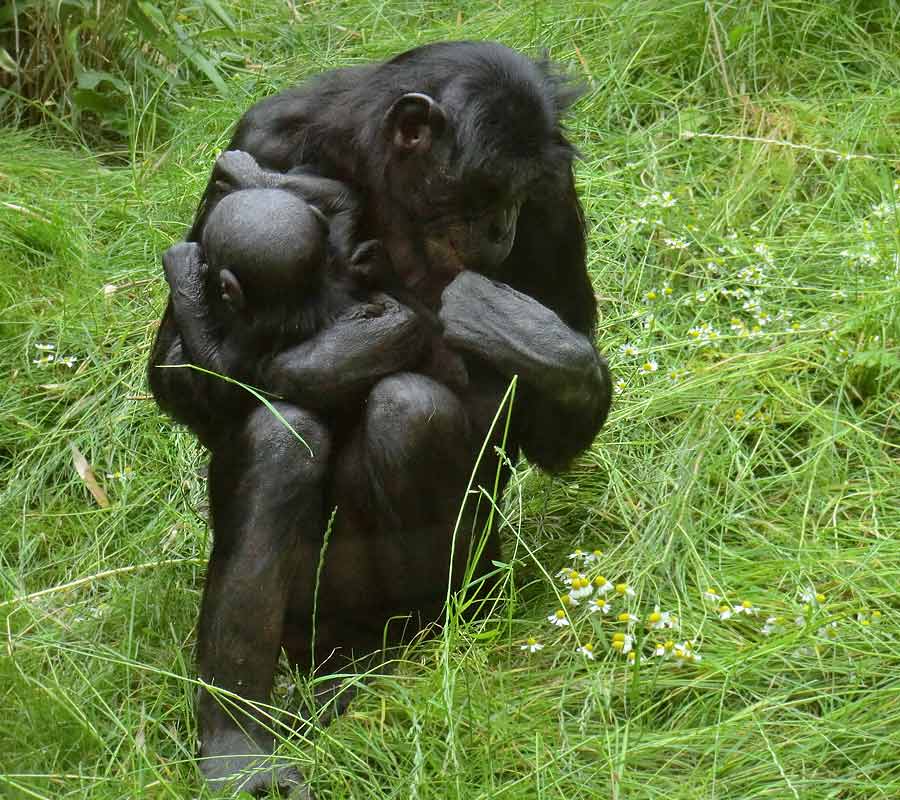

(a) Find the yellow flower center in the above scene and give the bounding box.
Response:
[561,594,573,606]
[611,640,624,651]
[648,612,662,623]
[617,612,632,622]
[741,600,753,609]
[612,632,625,642]
[555,610,566,620]
[615,583,629,595]
[595,576,608,586]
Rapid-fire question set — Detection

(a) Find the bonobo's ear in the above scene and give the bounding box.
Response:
[219,268,246,311]
[384,93,446,155]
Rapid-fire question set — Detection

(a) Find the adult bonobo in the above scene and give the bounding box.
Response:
[149,41,612,796]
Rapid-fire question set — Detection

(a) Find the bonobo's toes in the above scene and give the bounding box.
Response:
[348,239,391,287]
[350,239,383,264]
[203,756,308,798]
[200,733,310,798]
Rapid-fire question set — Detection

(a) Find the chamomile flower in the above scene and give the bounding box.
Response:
[559,568,580,585]
[663,236,689,250]
[654,640,675,658]
[32,355,55,366]
[643,288,659,302]
[646,606,676,630]
[760,616,782,636]
[673,640,702,664]
[615,583,636,598]
[520,637,544,653]
[548,609,570,627]
[58,355,78,368]
[583,549,603,564]
[593,576,614,595]
[799,588,826,606]
[620,343,641,358]
[734,600,759,616]
[617,612,639,624]
[35,343,56,351]
[611,632,634,654]
[560,593,578,608]
[856,610,882,626]
[702,589,722,602]
[570,577,594,601]
[613,378,626,395]
[640,359,659,374]
[817,621,839,640]
[718,604,734,621]
[576,643,595,660]
[589,597,611,614]
[568,548,586,561]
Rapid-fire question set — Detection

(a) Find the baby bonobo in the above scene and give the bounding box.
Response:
[162,151,427,412]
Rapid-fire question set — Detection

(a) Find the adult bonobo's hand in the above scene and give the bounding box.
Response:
[162,241,207,300]
[439,270,603,391]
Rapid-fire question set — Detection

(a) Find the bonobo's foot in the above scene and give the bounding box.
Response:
[200,731,313,798]
[213,150,271,193]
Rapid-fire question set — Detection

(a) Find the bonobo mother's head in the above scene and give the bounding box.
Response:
[363,41,583,288]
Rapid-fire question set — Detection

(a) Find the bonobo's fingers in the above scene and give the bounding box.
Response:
[212,149,269,193]
[335,291,399,322]
[350,239,383,265]
[161,241,206,291]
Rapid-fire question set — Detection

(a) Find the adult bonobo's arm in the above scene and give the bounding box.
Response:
[439,271,610,471]
[439,180,611,473]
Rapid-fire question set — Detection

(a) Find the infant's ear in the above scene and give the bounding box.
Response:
[219,268,246,311]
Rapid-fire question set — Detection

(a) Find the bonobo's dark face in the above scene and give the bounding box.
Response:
[379,78,569,288]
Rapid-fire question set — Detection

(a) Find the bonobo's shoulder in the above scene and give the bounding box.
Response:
[384,40,530,67]
[239,63,377,126]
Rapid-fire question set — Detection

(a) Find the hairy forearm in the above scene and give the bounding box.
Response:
[440,271,606,398]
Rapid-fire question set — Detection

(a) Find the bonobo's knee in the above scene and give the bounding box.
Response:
[237,402,330,486]
[364,373,469,465]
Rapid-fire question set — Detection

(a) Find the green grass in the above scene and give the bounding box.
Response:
[1,1,899,798]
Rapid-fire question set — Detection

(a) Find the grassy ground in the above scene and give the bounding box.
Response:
[2,1,899,798]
